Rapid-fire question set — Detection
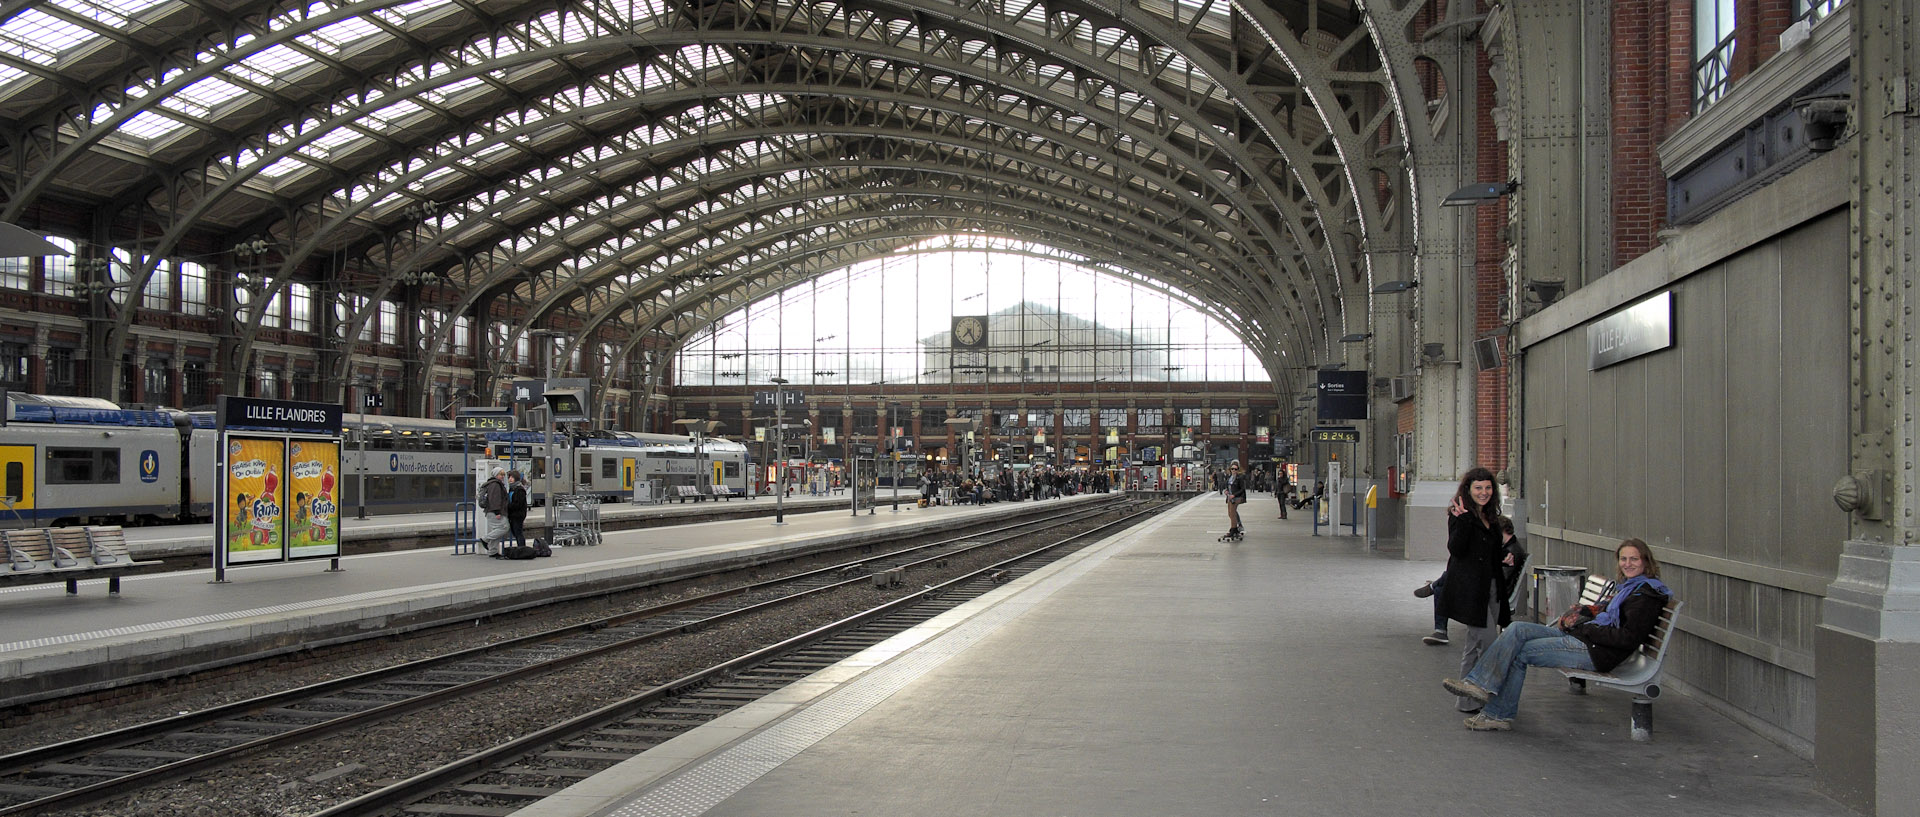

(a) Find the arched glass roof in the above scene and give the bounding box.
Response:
[0,0,1444,404]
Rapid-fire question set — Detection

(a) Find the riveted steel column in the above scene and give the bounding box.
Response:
[1817,2,1920,814]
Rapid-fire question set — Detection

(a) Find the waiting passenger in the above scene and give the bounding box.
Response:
[1438,467,1522,714]
[1443,538,1672,731]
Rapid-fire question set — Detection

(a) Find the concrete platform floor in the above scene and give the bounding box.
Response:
[522,494,1856,817]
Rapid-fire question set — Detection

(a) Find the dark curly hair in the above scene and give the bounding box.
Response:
[1452,466,1500,526]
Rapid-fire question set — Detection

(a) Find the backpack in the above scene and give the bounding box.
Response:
[533,537,552,557]
[502,545,537,560]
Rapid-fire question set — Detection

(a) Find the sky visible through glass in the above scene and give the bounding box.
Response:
[675,236,1272,388]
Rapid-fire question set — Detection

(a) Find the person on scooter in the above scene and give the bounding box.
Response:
[1222,461,1248,539]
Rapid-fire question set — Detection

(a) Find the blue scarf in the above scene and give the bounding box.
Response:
[1592,575,1671,627]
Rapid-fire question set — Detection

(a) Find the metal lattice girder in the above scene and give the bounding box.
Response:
[0,0,1421,402]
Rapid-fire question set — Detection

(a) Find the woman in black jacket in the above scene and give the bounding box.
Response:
[1437,467,1521,713]
[1444,538,1672,730]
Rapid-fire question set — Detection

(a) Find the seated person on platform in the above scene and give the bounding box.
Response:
[1441,537,1672,731]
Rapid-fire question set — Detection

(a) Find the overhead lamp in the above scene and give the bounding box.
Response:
[1442,181,1519,206]
[0,224,68,257]
[1372,280,1418,294]
[1340,333,1372,343]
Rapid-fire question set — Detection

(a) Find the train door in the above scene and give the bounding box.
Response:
[0,444,33,524]
[622,458,636,491]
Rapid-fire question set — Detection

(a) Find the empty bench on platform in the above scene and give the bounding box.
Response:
[1559,574,1685,742]
[711,485,747,500]
[3,525,160,595]
[674,485,705,503]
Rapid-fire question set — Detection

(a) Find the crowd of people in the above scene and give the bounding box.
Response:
[917,464,1114,505]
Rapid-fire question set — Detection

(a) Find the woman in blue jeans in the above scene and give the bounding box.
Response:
[1442,538,1672,731]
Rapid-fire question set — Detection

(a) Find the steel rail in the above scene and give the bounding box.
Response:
[0,497,1125,815]
[312,501,1168,817]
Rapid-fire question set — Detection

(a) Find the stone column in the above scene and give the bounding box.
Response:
[1817,2,1920,814]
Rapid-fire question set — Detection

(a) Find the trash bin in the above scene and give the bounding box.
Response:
[1531,565,1590,624]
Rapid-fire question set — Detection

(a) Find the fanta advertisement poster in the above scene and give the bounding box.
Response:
[225,437,286,564]
[286,440,341,559]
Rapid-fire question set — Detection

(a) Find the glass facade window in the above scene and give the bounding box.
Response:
[0,256,27,290]
[453,316,471,355]
[1099,408,1126,429]
[1138,407,1162,432]
[1063,408,1091,431]
[674,240,1266,387]
[260,289,283,328]
[288,282,312,332]
[184,361,209,405]
[0,342,26,388]
[145,365,173,401]
[1181,408,1202,428]
[179,262,207,316]
[379,300,399,345]
[140,259,172,310]
[1693,0,1736,112]
[1211,408,1239,430]
[43,238,77,296]
[1796,0,1844,22]
[46,347,75,393]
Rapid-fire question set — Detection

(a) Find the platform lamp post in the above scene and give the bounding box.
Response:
[351,373,377,519]
[887,399,901,512]
[673,418,723,497]
[530,329,567,537]
[771,376,789,525]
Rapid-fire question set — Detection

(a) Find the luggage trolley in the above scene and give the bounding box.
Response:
[552,494,603,547]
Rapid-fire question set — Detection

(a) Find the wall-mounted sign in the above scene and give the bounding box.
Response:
[754,390,806,407]
[1316,370,1369,420]
[225,396,343,434]
[1588,290,1674,370]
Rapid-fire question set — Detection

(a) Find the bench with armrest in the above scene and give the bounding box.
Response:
[1559,574,1684,742]
[710,484,742,500]
[2,525,159,595]
[674,485,705,503]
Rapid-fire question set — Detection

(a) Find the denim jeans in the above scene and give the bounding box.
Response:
[1430,572,1449,632]
[1464,622,1596,720]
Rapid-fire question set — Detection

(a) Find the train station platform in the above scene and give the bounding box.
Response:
[113,491,865,560]
[515,494,1857,817]
[0,493,1118,709]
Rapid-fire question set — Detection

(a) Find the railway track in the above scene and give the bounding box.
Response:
[0,499,1155,816]
[317,499,1170,817]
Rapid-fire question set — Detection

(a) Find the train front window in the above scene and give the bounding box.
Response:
[46,448,119,484]
[724,461,739,478]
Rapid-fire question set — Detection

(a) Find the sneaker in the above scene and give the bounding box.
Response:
[1463,713,1512,731]
[1413,581,1436,599]
[1421,630,1449,646]
[1442,678,1492,704]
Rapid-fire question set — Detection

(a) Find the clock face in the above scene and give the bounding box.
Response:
[954,316,986,347]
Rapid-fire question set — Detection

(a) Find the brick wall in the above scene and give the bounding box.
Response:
[1474,43,1508,474]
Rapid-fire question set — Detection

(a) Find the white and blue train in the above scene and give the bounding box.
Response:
[0,393,753,528]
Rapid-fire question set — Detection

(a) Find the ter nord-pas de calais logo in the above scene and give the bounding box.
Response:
[139,450,160,482]
[390,453,400,472]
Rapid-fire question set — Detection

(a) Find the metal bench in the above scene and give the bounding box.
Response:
[2,525,159,595]
[710,484,741,501]
[1560,576,1683,742]
[674,485,706,503]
